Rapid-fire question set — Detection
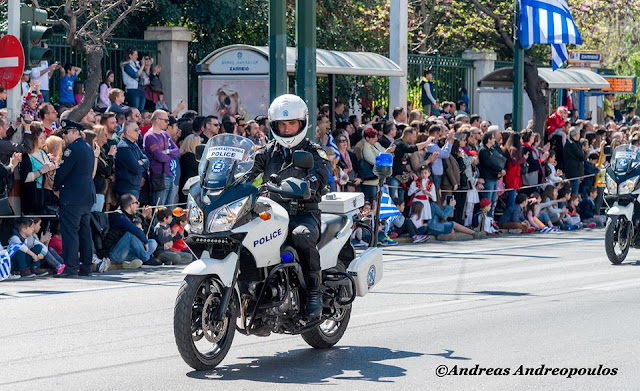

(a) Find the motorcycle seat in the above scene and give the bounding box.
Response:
[318,214,347,249]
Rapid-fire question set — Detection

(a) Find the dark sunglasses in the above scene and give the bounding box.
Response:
[337,139,348,143]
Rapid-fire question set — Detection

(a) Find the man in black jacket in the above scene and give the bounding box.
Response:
[479,131,506,217]
[250,94,328,319]
[0,117,28,163]
[563,128,585,195]
[104,193,159,268]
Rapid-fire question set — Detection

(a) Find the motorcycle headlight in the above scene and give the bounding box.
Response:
[187,194,204,234]
[605,173,617,195]
[207,196,251,233]
[618,176,640,195]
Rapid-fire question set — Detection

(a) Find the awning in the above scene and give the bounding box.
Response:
[478,67,610,90]
[197,44,404,77]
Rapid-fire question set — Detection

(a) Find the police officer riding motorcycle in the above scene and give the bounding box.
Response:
[250,94,329,318]
[173,94,384,370]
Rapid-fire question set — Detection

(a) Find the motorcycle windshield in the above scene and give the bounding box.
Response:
[199,134,257,189]
[612,145,640,174]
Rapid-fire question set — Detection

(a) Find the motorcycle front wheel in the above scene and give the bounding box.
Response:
[301,263,352,349]
[605,216,632,265]
[174,275,237,371]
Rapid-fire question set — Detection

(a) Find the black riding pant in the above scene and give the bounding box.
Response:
[289,212,321,273]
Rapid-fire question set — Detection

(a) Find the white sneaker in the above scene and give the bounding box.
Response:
[508,229,523,234]
[123,259,143,269]
[353,240,368,248]
[7,273,21,280]
[98,257,111,273]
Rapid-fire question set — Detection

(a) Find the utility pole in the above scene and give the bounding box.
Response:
[389,0,408,114]
[295,0,316,139]
[269,0,287,103]
[512,0,524,132]
[7,0,22,121]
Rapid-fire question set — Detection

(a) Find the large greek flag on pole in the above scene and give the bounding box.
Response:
[518,0,581,70]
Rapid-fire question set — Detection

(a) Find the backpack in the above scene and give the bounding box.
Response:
[90,211,110,256]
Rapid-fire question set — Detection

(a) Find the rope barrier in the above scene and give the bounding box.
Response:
[385,173,598,193]
[0,202,188,219]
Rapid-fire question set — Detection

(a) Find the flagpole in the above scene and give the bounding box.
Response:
[512,0,525,132]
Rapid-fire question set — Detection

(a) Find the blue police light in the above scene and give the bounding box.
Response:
[374,152,393,179]
[375,153,393,167]
[281,250,295,263]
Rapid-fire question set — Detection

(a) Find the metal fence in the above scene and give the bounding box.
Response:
[495,60,513,70]
[45,34,159,104]
[407,54,474,110]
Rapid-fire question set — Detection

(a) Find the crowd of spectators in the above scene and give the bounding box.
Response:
[0,48,635,279]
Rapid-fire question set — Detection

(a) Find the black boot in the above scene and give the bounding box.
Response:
[305,271,323,319]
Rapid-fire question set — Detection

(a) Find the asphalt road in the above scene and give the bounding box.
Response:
[2,229,640,391]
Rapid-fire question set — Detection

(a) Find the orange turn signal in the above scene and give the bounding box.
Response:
[259,212,271,221]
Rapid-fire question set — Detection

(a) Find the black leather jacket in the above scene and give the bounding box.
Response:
[250,139,329,210]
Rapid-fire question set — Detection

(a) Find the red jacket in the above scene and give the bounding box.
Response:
[546,113,565,136]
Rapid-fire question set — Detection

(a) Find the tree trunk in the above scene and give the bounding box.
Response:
[67,46,103,122]
[523,56,548,138]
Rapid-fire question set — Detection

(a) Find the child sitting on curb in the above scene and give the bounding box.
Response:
[388,198,430,243]
[154,207,192,265]
[578,187,606,227]
[8,218,48,278]
[171,208,194,261]
[473,198,501,236]
[499,193,536,234]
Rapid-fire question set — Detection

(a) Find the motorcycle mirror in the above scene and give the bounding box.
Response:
[293,150,314,170]
[195,144,206,162]
[268,177,310,200]
[182,176,199,195]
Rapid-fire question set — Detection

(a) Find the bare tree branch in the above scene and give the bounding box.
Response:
[44,18,71,30]
[77,0,127,37]
[470,0,514,50]
[101,0,152,40]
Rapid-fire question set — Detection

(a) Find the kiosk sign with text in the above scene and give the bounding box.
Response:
[602,76,637,94]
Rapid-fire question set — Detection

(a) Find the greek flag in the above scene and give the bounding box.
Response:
[518,0,581,69]
[551,44,568,70]
[0,250,11,281]
[327,134,341,159]
[379,186,401,226]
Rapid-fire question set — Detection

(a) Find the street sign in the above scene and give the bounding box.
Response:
[568,50,603,67]
[0,35,25,90]
[601,76,637,94]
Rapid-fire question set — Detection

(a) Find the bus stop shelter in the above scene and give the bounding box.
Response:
[196,44,404,131]
[477,67,610,124]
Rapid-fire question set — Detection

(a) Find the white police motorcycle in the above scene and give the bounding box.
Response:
[173,133,384,370]
[605,145,640,264]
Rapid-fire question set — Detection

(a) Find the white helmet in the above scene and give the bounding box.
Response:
[268,94,308,149]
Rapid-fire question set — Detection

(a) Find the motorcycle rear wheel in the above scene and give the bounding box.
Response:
[605,216,631,265]
[301,263,352,349]
[174,275,237,371]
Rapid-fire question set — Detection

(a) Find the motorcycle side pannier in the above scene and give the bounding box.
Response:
[346,247,383,296]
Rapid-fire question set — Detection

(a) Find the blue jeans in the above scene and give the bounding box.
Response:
[125,88,146,112]
[109,232,158,264]
[481,178,498,217]
[151,175,175,206]
[506,189,517,209]
[386,176,404,201]
[41,90,50,102]
[92,194,105,212]
[571,179,580,195]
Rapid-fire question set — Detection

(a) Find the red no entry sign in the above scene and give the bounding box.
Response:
[0,35,25,90]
